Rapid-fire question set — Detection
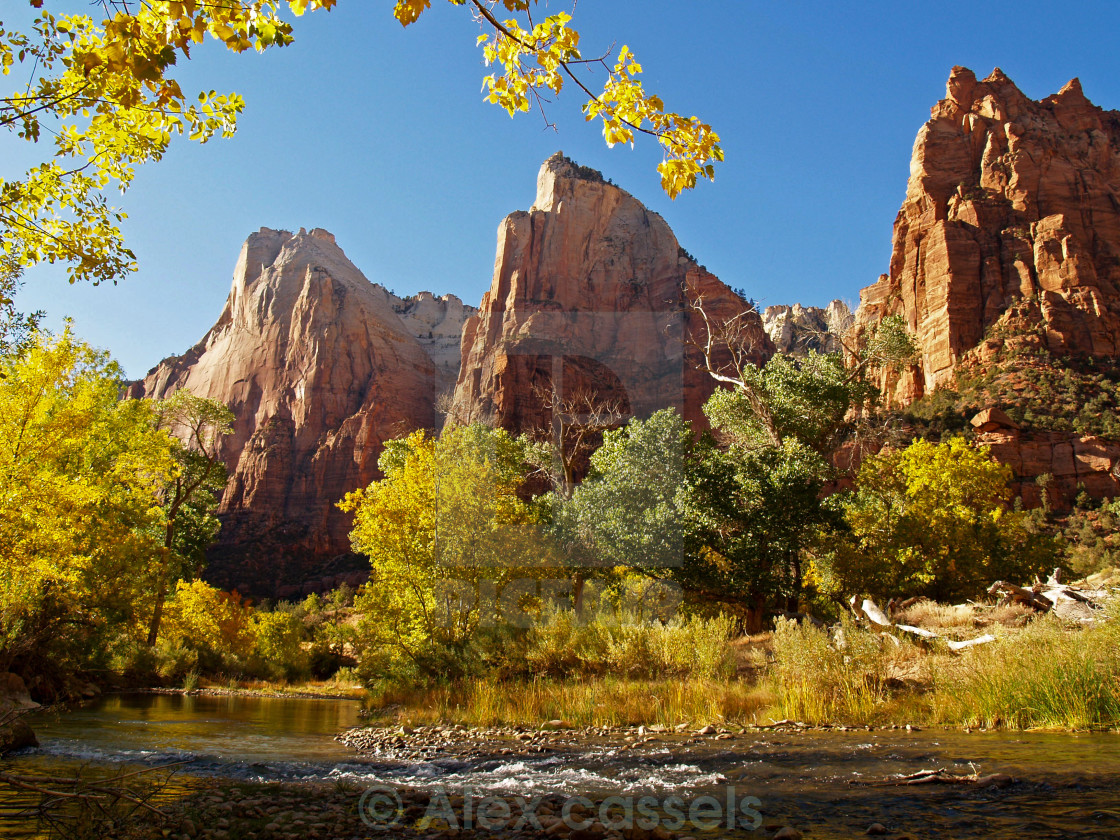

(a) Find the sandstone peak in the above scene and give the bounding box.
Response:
[129,227,473,597]
[763,300,852,355]
[451,154,770,433]
[856,66,1120,404]
[533,152,614,214]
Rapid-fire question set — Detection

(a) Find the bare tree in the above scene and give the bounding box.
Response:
[684,278,782,447]
[526,367,627,500]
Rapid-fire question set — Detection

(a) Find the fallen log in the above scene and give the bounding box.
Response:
[987,581,1052,612]
[861,598,893,628]
[945,634,997,651]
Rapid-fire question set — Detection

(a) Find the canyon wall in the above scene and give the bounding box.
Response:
[856,66,1120,404]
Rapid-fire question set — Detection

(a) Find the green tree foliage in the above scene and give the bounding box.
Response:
[703,351,864,453]
[341,424,549,682]
[3,1,718,286]
[677,352,861,630]
[559,408,691,571]
[0,328,174,673]
[682,437,839,631]
[821,437,1056,602]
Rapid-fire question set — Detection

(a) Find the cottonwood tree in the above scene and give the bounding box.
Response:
[821,437,1056,602]
[340,425,549,682]
[145,390,233,647]
[683,281,923,627]
[0,329,175,674]
[2,1,720,285]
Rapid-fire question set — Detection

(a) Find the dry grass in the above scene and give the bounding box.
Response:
[367,676,773,728]
[894,600,976,631]
[933,606,1120,730]
[202,675,365,699]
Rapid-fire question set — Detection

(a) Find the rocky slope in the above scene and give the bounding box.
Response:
[448,153,772,434]
[763,301,852,355]
[853,67,1120,505]
[856,66,1120,404]
[129,228,473,597]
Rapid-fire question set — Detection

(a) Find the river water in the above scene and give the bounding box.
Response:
[3,694,1120,838]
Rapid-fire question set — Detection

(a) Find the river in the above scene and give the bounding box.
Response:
[3,694,1120,838]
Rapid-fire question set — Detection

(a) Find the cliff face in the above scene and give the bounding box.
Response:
[763,301,853,355]
[449,153,771,433]
[856,67,1120,404]
[129,228,473,596]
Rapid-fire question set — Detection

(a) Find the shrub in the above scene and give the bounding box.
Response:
[249,610,309,681]
[823,438,1056,602]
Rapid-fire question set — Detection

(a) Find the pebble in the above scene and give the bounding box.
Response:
[773,828,802,840]
[865,823,888,835]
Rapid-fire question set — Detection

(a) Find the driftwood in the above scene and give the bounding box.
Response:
[945,634,997,651]
[853,768,1013,788]
[992,570,1113,624]
[850,598,997,653]
[988,581,1053,612]
[886,596,927,619]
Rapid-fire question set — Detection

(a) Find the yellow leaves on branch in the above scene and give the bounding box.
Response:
[1,2,335,284]
[396,1,723,199]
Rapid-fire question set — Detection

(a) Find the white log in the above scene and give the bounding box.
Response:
[861,598,893,627]
[946,634,997,651]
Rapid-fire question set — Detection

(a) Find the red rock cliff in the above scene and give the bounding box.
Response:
[129,228,457,596]
[856,67,1120,404]
[449,153,771,433]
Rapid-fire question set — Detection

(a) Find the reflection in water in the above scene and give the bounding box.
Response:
[2,694,1119,838]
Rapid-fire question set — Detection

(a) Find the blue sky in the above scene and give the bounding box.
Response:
[9,1,1120,377]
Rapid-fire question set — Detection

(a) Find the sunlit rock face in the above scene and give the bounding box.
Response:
[763,301,853,355]
[855,67,1120,405]
[449,153,772,435]
[129,228,474,597]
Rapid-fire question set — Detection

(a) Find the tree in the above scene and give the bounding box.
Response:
[3,1,720,284]
[0,328,175,675]
[702,351,865,454]
[682,436,840,632]
[340,424,549,681]
[676,352,861,629]
[821,437,1056,602]
[562,407,691,571]
[145,390,233,647]
[0,258,40,359]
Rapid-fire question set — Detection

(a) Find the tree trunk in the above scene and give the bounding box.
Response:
[146,583,167,647]
[572,573,586,615]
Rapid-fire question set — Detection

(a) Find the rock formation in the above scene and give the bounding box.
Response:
[856,67,1120,404]
[763,301,853,355]
[969,409,1120,507]
[384,289,474,397]
[449,153,771,434]
[129,228,473,597]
